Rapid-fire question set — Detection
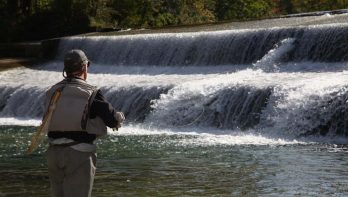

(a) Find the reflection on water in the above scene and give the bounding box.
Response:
[0,126,347,196]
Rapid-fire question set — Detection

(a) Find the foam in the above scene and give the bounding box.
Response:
[0,118,41,126]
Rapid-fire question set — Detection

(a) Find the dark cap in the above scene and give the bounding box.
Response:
[64,49,89,73]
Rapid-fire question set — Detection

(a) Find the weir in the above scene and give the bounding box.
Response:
[56,24,348,66]
[1,21,348,137]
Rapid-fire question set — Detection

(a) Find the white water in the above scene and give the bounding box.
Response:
[56,24,348,65]
[1,25,348,144]
[253,38,296,72]
[1,63,348,143]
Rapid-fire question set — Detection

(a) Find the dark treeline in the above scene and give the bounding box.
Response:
[0,0,347,42]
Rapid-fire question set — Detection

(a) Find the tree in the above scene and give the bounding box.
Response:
[278,0,293,14]
[178,0,216,25]
[216,0,277,20]
[111,0,139,28]
[89,0,117,29]
[1,0,348,42]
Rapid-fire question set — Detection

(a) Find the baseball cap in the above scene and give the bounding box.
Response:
[64,49,90,73]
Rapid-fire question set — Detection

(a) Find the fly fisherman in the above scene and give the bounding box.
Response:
[45,49,125,197]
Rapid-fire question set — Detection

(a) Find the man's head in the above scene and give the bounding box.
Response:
[63,49,90,80]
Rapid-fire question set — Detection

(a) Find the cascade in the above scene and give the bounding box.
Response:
[1,23,348,137]
[56,25,348,66]
[253,38,296,72]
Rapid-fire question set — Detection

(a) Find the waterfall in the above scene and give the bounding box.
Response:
[0,85,46,118]
[56,24,348,66]
[101,86,172,122]
[1,23,348,137]
[145,81,272,130]
[253,38,296,72]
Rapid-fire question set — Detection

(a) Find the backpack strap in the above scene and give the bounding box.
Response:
[81,87,99,130]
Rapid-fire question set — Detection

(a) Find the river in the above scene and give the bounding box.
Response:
[0,13,348,196]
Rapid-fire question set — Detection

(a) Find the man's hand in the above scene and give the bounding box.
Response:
[114,112,125,130]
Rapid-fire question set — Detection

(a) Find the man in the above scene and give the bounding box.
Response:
[45,49,125,197]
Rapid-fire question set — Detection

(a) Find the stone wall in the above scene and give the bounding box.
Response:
[0,38,60,60]
[0,42,41,58]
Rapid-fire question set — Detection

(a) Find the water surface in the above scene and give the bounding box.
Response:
[0,125,347,197]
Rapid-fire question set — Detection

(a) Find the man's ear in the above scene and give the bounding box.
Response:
[81,64,87,71]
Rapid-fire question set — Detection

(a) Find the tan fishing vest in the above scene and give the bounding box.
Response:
[45,78,107,136]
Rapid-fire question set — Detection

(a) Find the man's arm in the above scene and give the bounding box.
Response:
[89,90,124,128]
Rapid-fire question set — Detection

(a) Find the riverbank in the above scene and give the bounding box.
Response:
[84,11,348,37]
[1,10,348,70]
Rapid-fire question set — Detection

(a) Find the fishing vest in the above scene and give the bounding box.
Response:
[45,78,107,136]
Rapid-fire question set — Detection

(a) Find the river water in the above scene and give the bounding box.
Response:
[0,125,347,196]
[1,15,348,196]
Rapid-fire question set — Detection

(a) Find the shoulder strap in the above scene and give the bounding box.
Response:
[81,87,99,130]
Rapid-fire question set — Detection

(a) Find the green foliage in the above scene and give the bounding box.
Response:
[0,0,347,42]
[290,0,348,13]
[216,0,278,20]
[89,0,117,29]
[178,0,216,25]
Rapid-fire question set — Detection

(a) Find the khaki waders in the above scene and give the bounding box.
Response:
[46,146,96,197]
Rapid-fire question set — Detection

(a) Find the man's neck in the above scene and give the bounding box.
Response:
[67,75,85,80]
